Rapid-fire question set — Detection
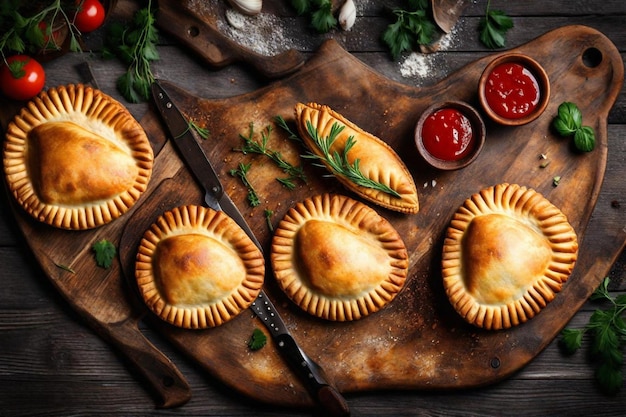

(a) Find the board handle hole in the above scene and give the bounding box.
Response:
[187,26,200,37]
[582,47,603,68]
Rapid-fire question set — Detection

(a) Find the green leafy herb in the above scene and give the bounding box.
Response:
[264,208,274,232]
[559,277,626,394]
[247,328,267,351]
[478,0,514,49]
[290,0,337,33]
[274,115,302,142]
[103,0,159,103]
[189,120,210,139]
[235,122,307,189]
[302,121,402,198]
[0,0,82,63]
[574,125,596,152]
[92,239,116,269]
[553,102,582,136]
[552,102,596,152]
[381,0,436,60]
[229,162,260,207]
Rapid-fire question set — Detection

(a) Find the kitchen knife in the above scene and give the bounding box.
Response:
[151,80,350,417]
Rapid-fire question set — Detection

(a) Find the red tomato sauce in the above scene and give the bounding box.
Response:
[484,62,540,119]
[421,108,474,161]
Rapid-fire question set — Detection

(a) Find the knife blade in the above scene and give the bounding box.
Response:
[151,80,350,417]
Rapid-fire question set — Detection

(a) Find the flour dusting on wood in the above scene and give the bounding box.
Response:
[218,8,299,56]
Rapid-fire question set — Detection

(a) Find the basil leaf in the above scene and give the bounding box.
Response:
[574,126,595,152]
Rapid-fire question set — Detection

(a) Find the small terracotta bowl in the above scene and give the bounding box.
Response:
[478,53,550,126]
[414,101,486,171]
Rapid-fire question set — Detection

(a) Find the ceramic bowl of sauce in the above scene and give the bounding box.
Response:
[478,53,550,126]
[414,101,486,170]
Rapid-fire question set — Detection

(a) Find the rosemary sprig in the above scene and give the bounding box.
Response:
[264,209,274,232]
[189,120,210,139]
[275,115,302,142]
[229,162,260,207]
[302,121,402,198]
[235,122,307,189]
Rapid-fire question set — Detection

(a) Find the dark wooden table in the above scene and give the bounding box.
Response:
[1,1,625,415]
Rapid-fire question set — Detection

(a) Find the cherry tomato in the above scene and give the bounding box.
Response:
[0,55,46,101]
[74,0,106,33]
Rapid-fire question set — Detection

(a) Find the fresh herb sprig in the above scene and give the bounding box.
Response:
[103,0,159,103]
[0,0,82,64]
[229,162,260,207]
[552,102,596,152]
[264,209,274,232]
[478,0,513,49]
[235,122,307,189]
[189,120,210,139]
[560,277,626,394]
[303,121,401,198]
[290,0,337,33]
[247,328,267,350]
[92,239,116,269]
[381,0,436,60]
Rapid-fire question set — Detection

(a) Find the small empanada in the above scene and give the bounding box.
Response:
[3,84,153,230]
[295,103,419,214]
[271,194,409,321]
[442,183,578,330]
[135,205,265,329]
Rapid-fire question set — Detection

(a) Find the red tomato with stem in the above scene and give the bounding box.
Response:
[0,55,46,101]
[74,0,106,33]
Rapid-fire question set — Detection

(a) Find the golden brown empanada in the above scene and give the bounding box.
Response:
[3,84,153,230]
[271,194,409,321]
[135,205,265,329]
[294,103,419,214]
[442,183,578,330]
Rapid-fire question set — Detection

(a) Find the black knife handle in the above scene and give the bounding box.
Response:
[275,334,350,416]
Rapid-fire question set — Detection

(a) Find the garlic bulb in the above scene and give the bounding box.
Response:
[227,0,262,16]
[339,0,356,31]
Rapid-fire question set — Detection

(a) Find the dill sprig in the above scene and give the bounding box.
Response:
[302,121,401,198]
[229,162,260,207]
[235,122,307,190]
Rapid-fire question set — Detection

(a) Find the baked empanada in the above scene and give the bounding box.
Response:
[442,183,578,330]
[294,103,419,214]
[135,205,265,329]
[271,194,409,321]
[3,84,153,230]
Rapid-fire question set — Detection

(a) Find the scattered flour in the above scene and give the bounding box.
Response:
[399,19,464,81]
[218,8,298,56]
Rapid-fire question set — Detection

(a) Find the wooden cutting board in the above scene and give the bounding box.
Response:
[3,25,624,409]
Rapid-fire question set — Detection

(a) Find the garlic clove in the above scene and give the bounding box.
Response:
[227,0,262,16]
[339,0,356,31]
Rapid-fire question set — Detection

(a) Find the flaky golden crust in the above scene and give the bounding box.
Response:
[135,205,265,329]
[294,103,419,214]
[271,194,409,321]
[442,183,578,330]
[3,84,153,230]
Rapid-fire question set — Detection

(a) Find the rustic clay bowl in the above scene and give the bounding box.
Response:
[414,101,486,171]
[478,53,550,126]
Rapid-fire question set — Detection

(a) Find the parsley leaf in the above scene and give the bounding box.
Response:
[381,3,436,60]
[478,1,513,49]
[92,239,116,269]
[559,277,626,394]
[103,0,159,103]
[290,0,337,33]
[247,328,267,350]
